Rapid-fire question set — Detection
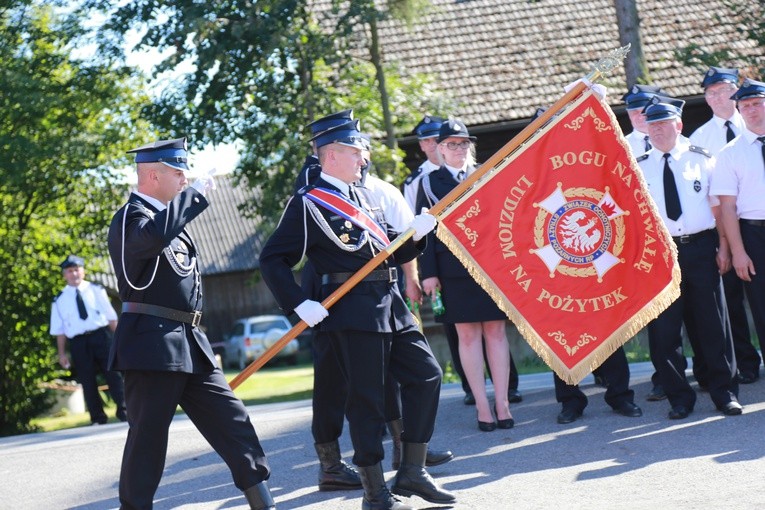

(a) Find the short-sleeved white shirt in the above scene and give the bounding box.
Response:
[50,280,118,338]
[403,160,439,213]
[689,110,745,156]
[363,175,414,233]
[637,137,717,236]
[710,128,765,220]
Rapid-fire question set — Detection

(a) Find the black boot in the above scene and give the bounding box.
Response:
[243,481,275,510]
[314,441,362,491]
[391,443,456,505]
[358,463,413,510]
[387,419,453,470]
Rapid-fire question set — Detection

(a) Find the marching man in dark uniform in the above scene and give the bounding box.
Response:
[107,138,274,510]
[637,98,741,420]
[50,254,127,425]
[260,119,455,510]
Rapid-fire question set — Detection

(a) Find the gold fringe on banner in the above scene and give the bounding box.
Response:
[434,90,681,385]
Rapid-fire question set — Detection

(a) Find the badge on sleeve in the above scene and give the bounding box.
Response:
[339,233,350,243]
[693,180,701,193]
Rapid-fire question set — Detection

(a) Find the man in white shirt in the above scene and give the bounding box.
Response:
[622,84,665,158]
[637,97,740,419]
[711,78,765,386]
[50,254,126,424]
[402,115,443,211]
[690,67,760,384]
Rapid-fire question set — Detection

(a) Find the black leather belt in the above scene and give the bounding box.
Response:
[672,229,715,245]
[322,267,398,285]
[72,326,107,339]
[741,219,765,227]
[122,302,202,327]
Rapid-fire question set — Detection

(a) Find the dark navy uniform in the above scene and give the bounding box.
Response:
[260,177,442,467]
[108,160,271,508]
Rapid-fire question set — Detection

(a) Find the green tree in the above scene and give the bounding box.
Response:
[674,1,764,77]
[0,2,150,435]
[85,0,447,222]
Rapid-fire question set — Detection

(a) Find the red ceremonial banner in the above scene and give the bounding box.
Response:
[436,91,681,384]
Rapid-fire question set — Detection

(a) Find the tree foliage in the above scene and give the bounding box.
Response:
[84,0,447,223]
[0,2,150,436]
[674,0,765,77]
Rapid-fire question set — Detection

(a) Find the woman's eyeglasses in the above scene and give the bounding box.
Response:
[442,141,471,150]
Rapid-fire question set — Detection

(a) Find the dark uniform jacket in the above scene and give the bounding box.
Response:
[415,165,475,281]
[107,189,216,372]
[259,177,423,333]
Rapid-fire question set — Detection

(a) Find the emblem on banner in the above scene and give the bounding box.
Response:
[532,184,627,281]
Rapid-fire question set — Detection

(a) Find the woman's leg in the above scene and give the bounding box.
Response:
[482,320,512,421]
[455,322,492,423]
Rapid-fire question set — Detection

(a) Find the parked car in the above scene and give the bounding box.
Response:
[221,315,301,370]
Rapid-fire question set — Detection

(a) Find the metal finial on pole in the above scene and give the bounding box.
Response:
[587,44,631,82]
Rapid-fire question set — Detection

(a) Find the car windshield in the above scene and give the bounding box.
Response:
[250,320,286,334]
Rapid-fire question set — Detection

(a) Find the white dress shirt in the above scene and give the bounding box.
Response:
[403,160,439,213]
[50,281,118,338]
[710,127,765,220]
[689,110,745,156]
[637,137,718,236]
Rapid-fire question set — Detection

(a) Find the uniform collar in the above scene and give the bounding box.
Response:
[319,172,351,196]
[133,191,166,211]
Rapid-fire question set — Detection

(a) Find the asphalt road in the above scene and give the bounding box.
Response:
[2,361,764,510]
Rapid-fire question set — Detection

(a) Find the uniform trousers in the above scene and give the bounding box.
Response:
[311,331,409,443]
[741,222,765,355]
[554,347,634,411]
[647,231,737,410]
[119,369,270,510]
[685,269,759,383]
[69,327,125,423]
[328,328,442,467]
[723,269,761,376]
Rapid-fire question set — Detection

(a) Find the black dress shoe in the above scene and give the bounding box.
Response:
[614,401,643,417]
[496,418,515,429]
[508,389,523,403]
[737,372,759,384]
[425,448,453,467]
[463,392,476,405]
[646,385,667,401]
[477,420,496,432]
[556,408,583,424]
[721,401,743,416]
[668,405,692,420]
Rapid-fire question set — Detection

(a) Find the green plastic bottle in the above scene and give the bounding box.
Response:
[431,289,445,316]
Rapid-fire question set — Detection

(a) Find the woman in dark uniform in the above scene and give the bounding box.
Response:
[416,119,514,432]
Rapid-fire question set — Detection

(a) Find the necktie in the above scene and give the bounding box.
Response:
[457,170,465,182]
[644,135,652,153]
[348,186,361,207]
[725,120,736,143]
[758,136,765,169]
[75,289,88,320]
[662,153,682,221]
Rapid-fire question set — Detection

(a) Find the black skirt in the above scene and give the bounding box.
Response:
[436,275,507,324]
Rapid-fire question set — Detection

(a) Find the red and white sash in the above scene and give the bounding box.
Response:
[305,187,391,246]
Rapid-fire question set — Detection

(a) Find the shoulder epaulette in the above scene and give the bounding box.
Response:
[635,153,649,162]
[403,167,423,185]
[297,184,316,196]
[688,145,711,158]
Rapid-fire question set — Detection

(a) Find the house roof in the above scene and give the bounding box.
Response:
[319,0,762,128]
[187,174,266,275]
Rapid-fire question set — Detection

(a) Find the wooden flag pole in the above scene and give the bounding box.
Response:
[228,45,630,390]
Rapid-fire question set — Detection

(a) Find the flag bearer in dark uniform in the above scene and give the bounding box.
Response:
[260,119,455,510]
[712,78,765,379]
[691,67,761,384]
[107,138,274,510]
[50,254,127,425]
[637,98,741,420]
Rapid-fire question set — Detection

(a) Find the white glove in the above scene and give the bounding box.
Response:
[410,208,437,241]
[294,299,329,327]
[191,168,217,196]
[564,78,607,100]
